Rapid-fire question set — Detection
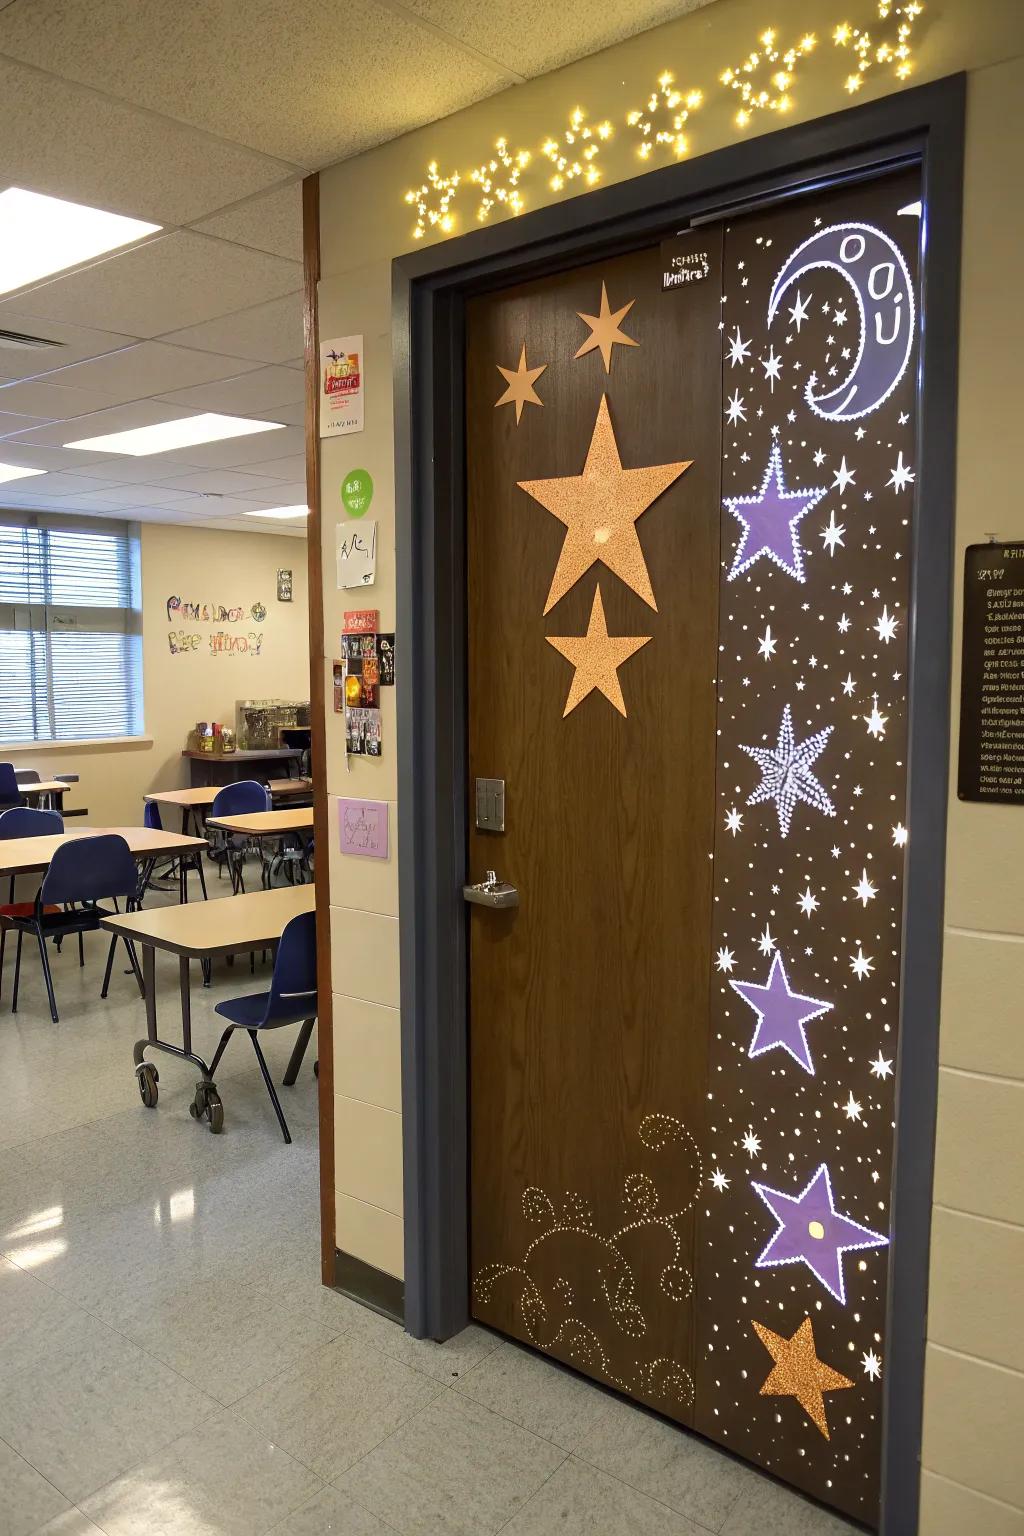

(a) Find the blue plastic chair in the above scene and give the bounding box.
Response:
[0,762,24,811]
[0,806,65,995]
[142,800,208,903]
[210,780,271,894]
[208,911,318,1142]
[1,833,143,1023]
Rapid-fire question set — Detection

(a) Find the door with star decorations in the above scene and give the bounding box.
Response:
[465,168,920,1530]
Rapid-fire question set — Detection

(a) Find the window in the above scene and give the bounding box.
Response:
[0,515,143,743]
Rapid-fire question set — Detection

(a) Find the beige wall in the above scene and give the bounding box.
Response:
[316,0,1024,1525]
[4,520,308,826]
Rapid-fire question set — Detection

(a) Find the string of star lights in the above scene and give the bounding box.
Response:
[627,72,704,161]
[403,1,925,240]
[541,108,613,193]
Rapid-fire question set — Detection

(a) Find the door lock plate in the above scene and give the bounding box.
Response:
[475,777,505,833]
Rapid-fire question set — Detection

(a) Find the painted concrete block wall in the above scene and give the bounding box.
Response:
[316,0,1024,1518]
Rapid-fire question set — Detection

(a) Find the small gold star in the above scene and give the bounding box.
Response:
[546,583,650,717]
[518,394,691,613]
[752,1316,853,1440]
[494,344,547,423]
[574,282,639,372]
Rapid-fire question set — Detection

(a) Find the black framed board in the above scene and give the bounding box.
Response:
[958,542,1024,803]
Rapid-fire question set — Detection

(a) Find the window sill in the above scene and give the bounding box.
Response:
[0,735,154,753]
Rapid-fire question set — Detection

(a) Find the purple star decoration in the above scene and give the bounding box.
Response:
[730,950,832,1074]
[741,703,836,838]
[724,444,828,582]
[752,1163,889,1305]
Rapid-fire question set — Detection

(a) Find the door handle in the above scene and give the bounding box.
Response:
[463,869,519,909]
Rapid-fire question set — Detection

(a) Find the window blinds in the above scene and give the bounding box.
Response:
[0,517,143,743]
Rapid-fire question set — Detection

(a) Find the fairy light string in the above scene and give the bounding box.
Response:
[403,1,925,240]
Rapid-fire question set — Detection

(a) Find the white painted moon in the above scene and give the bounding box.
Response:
[767,221,916,421]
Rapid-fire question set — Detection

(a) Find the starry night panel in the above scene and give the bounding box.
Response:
[692,169,920,1526]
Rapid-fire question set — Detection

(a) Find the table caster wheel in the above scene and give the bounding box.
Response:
[137,1063,159,1108]
[190,1082,208,1121]
[206,1089,224,1134]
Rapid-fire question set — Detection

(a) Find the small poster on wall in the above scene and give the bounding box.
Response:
[320,335,364,437]
[338,798,389,859]
[337,521,377,589]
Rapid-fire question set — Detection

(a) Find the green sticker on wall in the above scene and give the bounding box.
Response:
[341,469,374,518]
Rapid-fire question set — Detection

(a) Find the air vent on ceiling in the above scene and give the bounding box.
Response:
[0,327,65,351]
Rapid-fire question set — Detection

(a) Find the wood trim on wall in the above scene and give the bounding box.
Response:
[302,170,335,1284]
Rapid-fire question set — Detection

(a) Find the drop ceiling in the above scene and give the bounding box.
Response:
[0,0,714,538]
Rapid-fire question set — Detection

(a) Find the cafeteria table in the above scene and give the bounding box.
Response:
[101,884,315,1134]
[205,806,315,890]
[0,825,207,880]
[145,779,314,837]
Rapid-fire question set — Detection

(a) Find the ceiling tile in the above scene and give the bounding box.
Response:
[0,408,54,435]
[0,54,298,225]
[240,453,307,481]
[192,181,304,261]
[28,342,264,407]
[1,232,301,337]
[154,364,303,415]
[398,0,715,75]
[248,481,309,505]
[0,378,115,419]
[0,313,136,379]
[142,423,303,471]
[5,471,122,497]
[0,0,512,167]
[51,454,205,483]
[160,292,305,364]
[152,468,290,495]
[0,441,115,471]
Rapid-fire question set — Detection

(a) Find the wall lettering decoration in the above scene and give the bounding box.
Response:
[166,597,264,624]
[166,596,267,657]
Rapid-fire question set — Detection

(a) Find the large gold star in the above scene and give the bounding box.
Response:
[546,584,650,717]
[574,281,639,372]
[752,1316,854,1440]
[495,344,547,423]
[518,394,691,613]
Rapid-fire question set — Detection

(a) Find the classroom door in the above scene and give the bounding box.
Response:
[465,238,723,1426]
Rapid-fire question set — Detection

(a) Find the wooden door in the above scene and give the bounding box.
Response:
[466,239,723,1423]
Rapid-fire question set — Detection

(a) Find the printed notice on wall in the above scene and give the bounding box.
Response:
[320,335,364,437]
[337,520,377,589]
[958,542,1024,804]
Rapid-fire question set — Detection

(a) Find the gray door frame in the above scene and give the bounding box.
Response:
[392,75,966,1536]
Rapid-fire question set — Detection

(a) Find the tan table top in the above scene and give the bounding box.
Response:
[206,808,315,836]
[101,883,314,958]
[145,779,313,810]
[0,826,207,879]
[18,781,70,797]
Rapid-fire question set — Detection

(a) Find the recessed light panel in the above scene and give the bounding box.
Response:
[0,462,46,484]
[0,187,161,296]
[244,505,309,520]
[65,413,286,456]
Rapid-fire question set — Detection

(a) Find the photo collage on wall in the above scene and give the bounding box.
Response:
[335,608,395,757]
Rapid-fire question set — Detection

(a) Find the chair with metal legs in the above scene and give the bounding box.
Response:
[1,834,144,1023]
[141,800,208,904]
[208,910,317,1143]
[0,806,66,998]
[209,780,271,894]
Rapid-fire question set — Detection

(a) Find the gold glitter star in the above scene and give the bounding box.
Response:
[546,584,650,717]
[574,282,640,372]
[494,344,547,423]
[752,1316,854,1440]
[518,395,691,614]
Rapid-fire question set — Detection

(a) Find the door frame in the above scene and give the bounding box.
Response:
[393,75,965,1535]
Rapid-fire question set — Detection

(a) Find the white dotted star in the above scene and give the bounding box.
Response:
[726,389,747,426]
[864,696,888,738]
[842,675,856,696]
[741,704,835,839]
[758,923,776,955]
[854,870,877,906]
[813,448,826,467]
[761,346,783,391]
[832,456,856,495]
[728,328,751,367]
[862,1350,882,1381]
[831,846,842,859]
[710,1167,730,1192]
[870,1052,894,1079]
[837,614,851,634]
[758,625,777,661]
[716,946,736,974]
[851,946,874,980]
[893,823,908,848]
[821,511,846,556]
[725,807,743,836]
[788,292,811,331]
[797,885,819,917]
[843,1092,863,1121]
[742,1128,762,1158]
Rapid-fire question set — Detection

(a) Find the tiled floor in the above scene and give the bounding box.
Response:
[0,879,862,1536]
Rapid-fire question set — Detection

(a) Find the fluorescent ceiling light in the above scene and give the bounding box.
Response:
[244,505,309,520]
[0,462,46,484]
[0,187,160,296]
[65,413,286,456]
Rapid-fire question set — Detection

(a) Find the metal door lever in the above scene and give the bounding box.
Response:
[463,870,519,908]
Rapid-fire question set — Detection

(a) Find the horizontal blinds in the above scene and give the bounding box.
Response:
[0,518,142,743]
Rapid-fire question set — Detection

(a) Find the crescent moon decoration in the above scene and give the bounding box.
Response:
[767,221,916,421]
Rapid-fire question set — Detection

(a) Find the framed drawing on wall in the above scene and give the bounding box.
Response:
[277,568,293,602]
